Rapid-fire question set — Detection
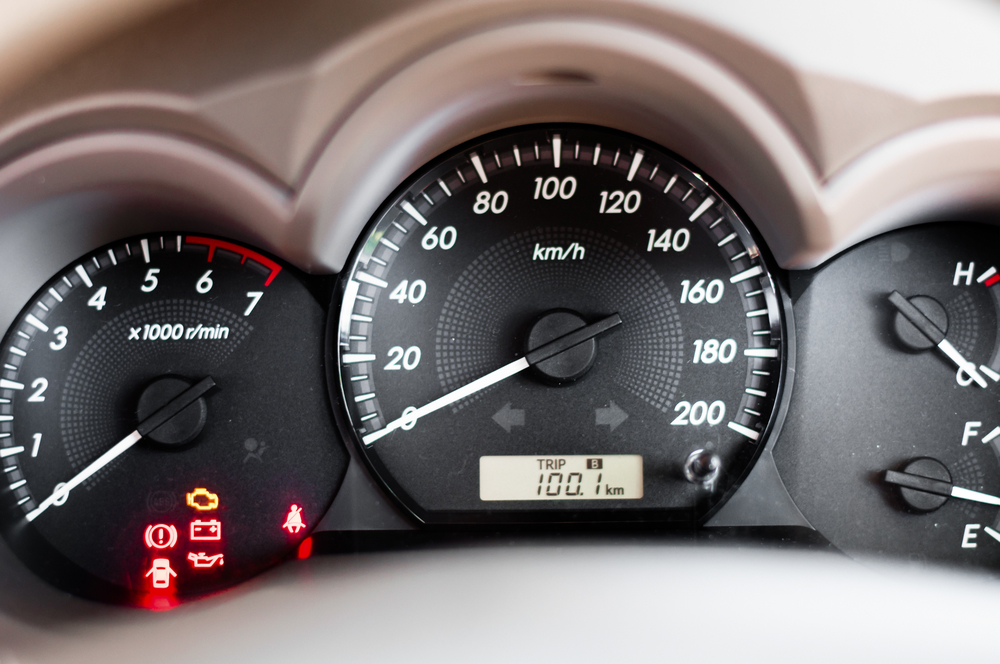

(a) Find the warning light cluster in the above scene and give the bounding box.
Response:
[144,488,224,591]
[142,489,309,592]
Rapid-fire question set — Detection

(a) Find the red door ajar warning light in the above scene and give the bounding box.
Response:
[144,524,178,549]
[145,558,177,590]
[282,504,306,534]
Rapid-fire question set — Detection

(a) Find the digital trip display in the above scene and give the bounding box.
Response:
[480,455,643,501]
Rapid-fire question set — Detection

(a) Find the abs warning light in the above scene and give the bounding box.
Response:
[282,504,306,534]
[186,488,219,511]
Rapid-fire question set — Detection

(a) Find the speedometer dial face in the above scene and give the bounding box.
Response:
[335,125,786,524]
[0,233,347,604]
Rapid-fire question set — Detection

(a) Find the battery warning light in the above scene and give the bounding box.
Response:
[282,504,306,534]
[190,519,222,541]
[186,488,219,511]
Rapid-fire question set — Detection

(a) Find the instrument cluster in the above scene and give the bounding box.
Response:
[1,1,1000,609]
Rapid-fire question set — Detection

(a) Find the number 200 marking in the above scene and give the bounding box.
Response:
[671,400,725,426]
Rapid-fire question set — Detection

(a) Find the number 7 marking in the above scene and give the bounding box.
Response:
[244,291,263,316]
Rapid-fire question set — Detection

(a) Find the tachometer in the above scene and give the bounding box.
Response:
[334,125,786,524]
[0,233,348,605]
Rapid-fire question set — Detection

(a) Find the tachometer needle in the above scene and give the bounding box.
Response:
[884,469,1000,506]
[25,377,216,522]
[362,314,622,445]
[887,291,987,388]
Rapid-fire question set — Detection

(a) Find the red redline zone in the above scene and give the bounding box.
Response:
[185,236,282,286]
[985,274,1000,287]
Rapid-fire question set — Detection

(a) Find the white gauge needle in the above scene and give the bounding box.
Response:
[362,314,622,445]
[888,291,987,388]
[951,486,1000,507]
[25,377,215,522]
[884,469,1000,506]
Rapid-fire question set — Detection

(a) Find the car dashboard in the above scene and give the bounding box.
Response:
[3,1,1000,661]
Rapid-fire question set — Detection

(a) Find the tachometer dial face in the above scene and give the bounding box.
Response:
[334,125,786,524]
[0,233,347,604]
[776,222,1000,572]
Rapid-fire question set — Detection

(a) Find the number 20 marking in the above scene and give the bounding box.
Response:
[384,346,421,371]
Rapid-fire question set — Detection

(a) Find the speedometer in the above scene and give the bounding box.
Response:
[334,125,786,524]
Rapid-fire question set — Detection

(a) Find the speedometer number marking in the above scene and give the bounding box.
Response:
[472,191,508,214]
[598,190,640,214]
[389,280,426,304]
[533,176,577,200]
[679,279,724,304]
[646,228,690,252]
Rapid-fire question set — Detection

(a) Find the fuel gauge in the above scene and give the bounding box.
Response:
[775,222,1000,572]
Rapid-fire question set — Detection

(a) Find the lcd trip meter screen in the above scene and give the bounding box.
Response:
[480,455,643,501]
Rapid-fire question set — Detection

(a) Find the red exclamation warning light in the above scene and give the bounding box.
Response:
[144,524,178,549]
[282,504,306,534]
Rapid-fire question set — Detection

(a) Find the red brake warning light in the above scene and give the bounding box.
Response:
[144,524,178,549]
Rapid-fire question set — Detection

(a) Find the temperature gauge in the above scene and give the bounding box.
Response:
[777,222,1000,573]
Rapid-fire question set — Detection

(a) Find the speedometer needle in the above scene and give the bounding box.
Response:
[884,469,1000,507]
[25,376,216,522]
[887,291,987,388]
[362,314,622,445]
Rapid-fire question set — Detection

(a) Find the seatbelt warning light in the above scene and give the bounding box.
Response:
[282,504,306,534]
